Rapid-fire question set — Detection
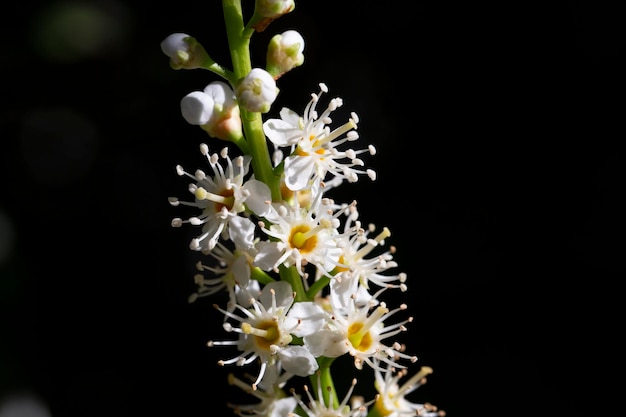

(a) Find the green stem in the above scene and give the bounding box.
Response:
[222,0,281,201]
[250,266,276,285]
[202,62,233,81]
[278,264,308,302]
[311,356,339,407]
[306,275,330,300]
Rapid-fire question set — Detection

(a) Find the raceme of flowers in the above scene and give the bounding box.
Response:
[162,1,445,416]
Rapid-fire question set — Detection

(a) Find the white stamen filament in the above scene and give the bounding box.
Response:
[396,366,433,397]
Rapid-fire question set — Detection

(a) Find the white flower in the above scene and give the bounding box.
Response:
[304,288,417,371]
[262,83,376,191]
[254,187,342,277]
[209,281,324,389]
[372,359,445,417]
[188,241,261,317]
[169,144,271,251]
[332,207,408,293]
[236,68,279,113]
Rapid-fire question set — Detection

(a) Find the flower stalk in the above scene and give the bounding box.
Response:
[163,1,445,416]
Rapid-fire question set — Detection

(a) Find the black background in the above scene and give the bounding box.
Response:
[1,1,624,416]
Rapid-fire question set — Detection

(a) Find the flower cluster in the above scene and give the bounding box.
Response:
[163,1,444,416]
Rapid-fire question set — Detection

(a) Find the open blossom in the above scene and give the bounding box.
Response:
[304,285,417,372]
[169,144,271,251]
[372,359,446,417]
[254,184,342,277]
[332,205,408,293]
[209,281,325,389]
[263,83,376,191]
[188,241,261,317]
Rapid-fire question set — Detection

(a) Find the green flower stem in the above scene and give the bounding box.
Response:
[222,0,281,201]
[306,274,330,300]
[228,133,250,155]
[202,61,233,81]
[278,264,308,302]
[250,266,276,285]
[222,0,250,80]
[312,356,339,408]
[241,107,281,200]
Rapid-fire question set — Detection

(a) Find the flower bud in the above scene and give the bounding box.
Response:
[235,68,279,113]
[252,0,295,31]
[255,0,295,18]
[160,33,212,70]
[180,91,213,125]
[180,81,242,141]
[266,30,305,79]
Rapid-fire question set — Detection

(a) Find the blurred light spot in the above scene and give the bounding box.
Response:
[31,0,131,62]
[0,392,50,417]
[0,210,15,267]
[19,107,99,186]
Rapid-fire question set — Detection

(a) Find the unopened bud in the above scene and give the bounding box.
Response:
[266,30,305,78]
[252,0,295,32]
[180,81,242,141]
[235,68,278,113]
[160,33,213,70]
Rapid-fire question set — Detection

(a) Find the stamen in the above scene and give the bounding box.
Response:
[396,366,433,397]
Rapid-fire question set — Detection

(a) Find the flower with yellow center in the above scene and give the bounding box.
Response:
[255,183,342,277]
[169,144,271,251]
[263,83,376,191]
[304,289,417,372]
[209,281,325,389]
[371,358,445,417]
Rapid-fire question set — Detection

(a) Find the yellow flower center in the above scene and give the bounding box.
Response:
[347,322,373,352]
[289,224,317,252]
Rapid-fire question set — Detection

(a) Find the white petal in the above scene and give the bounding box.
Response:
[160,33,189,58]
[180,91,214,125]
[286,302,326,337]
[242,179,272,217]
[203,81,237,109]
[284,155,315,191]
[303,329,347,358]
[269,397,298,417]
[231,255,251,288]
[279,107,300,126]
[263,118,298,147]
[253,241,283,270]
[260,281,293,309]
[278,346,318,377]
[228,216,256,250]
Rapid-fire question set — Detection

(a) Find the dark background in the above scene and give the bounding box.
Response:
[1,1,624,416]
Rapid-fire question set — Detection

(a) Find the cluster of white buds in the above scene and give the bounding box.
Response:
[163,1,444,416]
[180,81,243,141]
